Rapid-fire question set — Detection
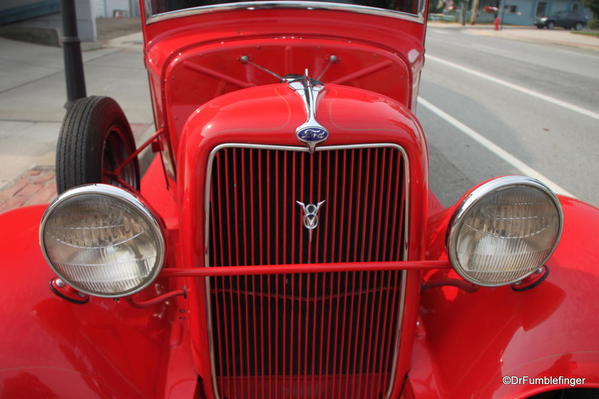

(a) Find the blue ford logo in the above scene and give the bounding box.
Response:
[297,127,328,142]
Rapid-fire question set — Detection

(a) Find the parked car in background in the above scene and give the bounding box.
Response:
[536,10,588,30]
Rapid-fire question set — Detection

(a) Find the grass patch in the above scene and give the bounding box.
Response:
[571,31,599,37]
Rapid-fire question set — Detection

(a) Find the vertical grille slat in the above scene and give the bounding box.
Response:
[207,145,408,399]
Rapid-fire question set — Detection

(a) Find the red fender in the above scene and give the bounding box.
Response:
[409,196,599,398]
[0,203,194,399]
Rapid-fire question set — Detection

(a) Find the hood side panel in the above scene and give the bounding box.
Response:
[162,37,415,151]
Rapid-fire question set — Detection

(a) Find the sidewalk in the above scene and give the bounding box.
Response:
[428,22,599,52]
[0,32,153,214]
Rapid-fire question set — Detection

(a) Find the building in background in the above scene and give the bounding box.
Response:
[432,0,593,25]
[0,0,60,25]
[0,0,140,43]
[92,0,140,18]
[476,0,591,24]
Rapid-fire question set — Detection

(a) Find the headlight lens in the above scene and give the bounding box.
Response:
[40,184,165,297]
[447,176,563,286]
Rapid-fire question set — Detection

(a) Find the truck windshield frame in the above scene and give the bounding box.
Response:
[145,0,425,24]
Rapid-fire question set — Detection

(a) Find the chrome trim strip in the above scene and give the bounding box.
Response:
[146,1,424,24]
[203,142,411,399]
[446,175,564,287]
[38,184,166,298]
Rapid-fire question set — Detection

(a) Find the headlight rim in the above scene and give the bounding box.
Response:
[39,183,166,298]
[447,176,564,287]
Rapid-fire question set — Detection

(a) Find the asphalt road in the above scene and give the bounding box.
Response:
[417,27,599,208]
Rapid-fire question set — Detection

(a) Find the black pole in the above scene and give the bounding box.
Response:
[61,0,86,107]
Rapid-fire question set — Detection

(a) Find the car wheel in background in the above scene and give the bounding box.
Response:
[547,21,555,29]
[574,22,583,30]
[56,96,140,194]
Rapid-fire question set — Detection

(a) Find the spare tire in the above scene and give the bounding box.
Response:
[56,96,140,194]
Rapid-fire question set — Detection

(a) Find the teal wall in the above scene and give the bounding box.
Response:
[477,0,590,25]
[501,0,536,25]
[0,0,60,25]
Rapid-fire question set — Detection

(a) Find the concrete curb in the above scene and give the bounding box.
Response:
[0,25,61,47]
[467,29,599,52]
[428,22,599,52]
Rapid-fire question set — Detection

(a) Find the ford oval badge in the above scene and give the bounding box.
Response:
[296,126,329,153]
[297,127,328,142]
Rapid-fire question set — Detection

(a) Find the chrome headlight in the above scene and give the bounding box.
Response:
[447,176,563,287]
[39,184,165,297]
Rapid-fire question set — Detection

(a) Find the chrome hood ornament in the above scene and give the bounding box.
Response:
[288,70,328,153]
[296,200,325,242]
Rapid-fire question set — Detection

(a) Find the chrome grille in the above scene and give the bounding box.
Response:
[206,144,408,399]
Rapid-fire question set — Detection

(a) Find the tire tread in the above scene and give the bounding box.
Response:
[56,96,139,194]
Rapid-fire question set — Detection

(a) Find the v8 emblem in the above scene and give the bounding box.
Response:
[296,200,325,242]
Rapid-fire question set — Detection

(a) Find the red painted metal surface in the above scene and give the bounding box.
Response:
[138,9,429,398]
[139,8,425,171]
[160,261,450,278]
[3,1,599,396]
[135,25,431,399]
[3,158,599,398]
[0,202,196,399]
[127,288,186,308]
[163,39,414,145]
[406,196,599,399]
[174,82,429,398]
